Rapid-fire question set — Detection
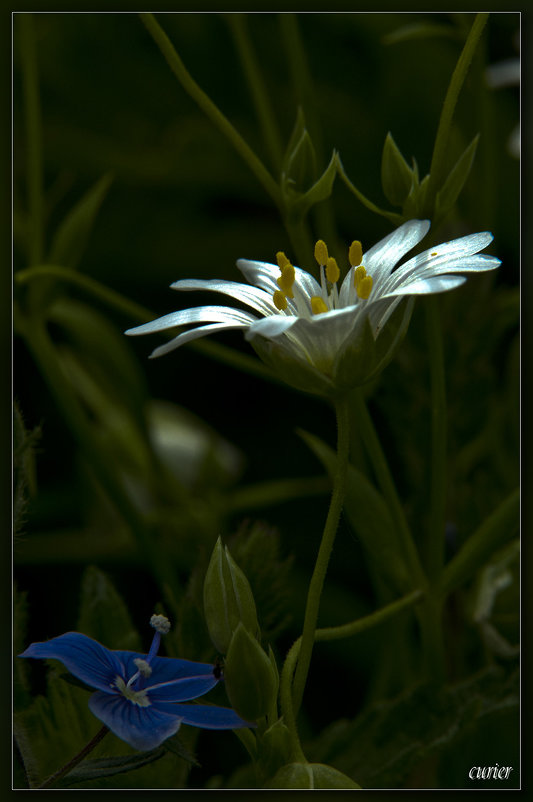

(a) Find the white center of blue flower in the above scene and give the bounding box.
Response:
[114,675,151,707]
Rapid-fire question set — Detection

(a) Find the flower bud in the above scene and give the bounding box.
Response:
[203,538,259,653]
[223,623,278,722]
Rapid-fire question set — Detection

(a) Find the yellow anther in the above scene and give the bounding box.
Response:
[326,256,340,284]
[276,251,291,270]
[356,275,373,300]
[431,251,438,256]
[273,290,288,310]
[349,240,363,267]
[353,265,367,289]
[276,264,295,298]
[311,296,329,315]
[314,239,329,266]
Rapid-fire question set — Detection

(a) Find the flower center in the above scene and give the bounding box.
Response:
[114,675,151,706]
[272,239,373,316]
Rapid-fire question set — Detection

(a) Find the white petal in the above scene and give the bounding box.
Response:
[381,235,499,296]
[150,322,250,358]
[362,219,431,292]
[171,278,277,316]
[236,259,281,293]
[246,315,298,339]
[386,275,467,296]
[237,258,321,299]
[125,305,256,335]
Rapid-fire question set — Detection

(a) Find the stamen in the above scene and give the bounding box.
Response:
[150,614,171,634]
[314,239,329,266]
[133,658,153,678]
[276,251,291,270]
[326,256,340,284]
[311,296,329,315]
[357,275,373,300]
[354,264,367,288]
[273,290,288,311]
[349,240,363,267]
[276,264,295,298]
[115,676,151,707]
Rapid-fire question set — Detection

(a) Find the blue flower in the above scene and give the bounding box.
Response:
[19,614,252,751]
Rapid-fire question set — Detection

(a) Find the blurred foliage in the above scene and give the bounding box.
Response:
[13,11,519,789]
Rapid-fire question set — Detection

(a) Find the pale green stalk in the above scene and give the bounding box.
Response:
[424,12,489,214]
[227,14,284,171]
[291,395,351,717]
[140,13,281,208]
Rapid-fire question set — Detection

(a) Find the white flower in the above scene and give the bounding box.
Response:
[126,220,500,395]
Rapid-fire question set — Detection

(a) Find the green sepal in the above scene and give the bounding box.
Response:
[293,150,338,217]
[434,133,480,223]
[381,132,414,207]
[265,761,361,789]
[224,623,277,722]
[256,719,293,782]
[284,128,317,199]
[48,173,113,269]
[333,297,414,389]
[203,538,259,653]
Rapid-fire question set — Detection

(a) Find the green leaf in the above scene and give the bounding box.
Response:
[440,488,519,597]
[298,430,411,593]
[48,173,113,269]
[77,565,142,651]
[381,132,414,207]
[58,748,166,787]
[265,762,361,789]
[434,134,479,222]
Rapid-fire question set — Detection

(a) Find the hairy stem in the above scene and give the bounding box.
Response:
[37,726,109,789]
[291,394,351,716]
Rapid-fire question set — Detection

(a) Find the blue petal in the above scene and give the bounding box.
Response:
[147,673,219,703]
[88,692,183,751]
[19,633,124,692]
[171,703,253,730]
[116,652,215,685]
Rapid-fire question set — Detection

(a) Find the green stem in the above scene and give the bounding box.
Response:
[336,159,403,225]
[20,318,173,590]
[37,726,109,789]
[314,589,423,642]
[425,12,489,214]
[19,13,44,266]
[291,394,351,717]
[140,13,281,208]
[227,14,284,172]
[14,265,277,384]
